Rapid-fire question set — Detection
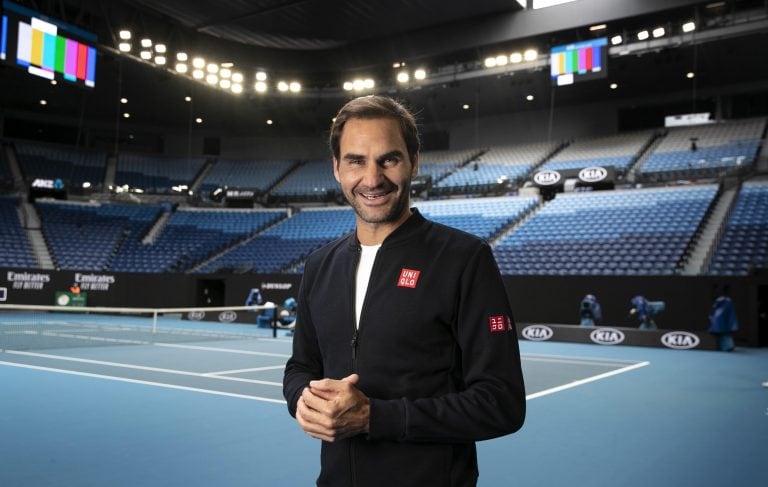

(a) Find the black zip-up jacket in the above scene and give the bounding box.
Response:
[283,209,526,487]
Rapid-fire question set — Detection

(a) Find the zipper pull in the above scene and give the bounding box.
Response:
[351,329,359,360]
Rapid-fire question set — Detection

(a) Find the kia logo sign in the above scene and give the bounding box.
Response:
[522,325,554,341]
[187,311,206,321]
[661,331,701,350]
[578,166,608,183]
[218,311,237,323]
[533,170,561,186]
[590,328,625,345]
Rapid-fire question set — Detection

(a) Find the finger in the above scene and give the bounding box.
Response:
[341,373,360,384]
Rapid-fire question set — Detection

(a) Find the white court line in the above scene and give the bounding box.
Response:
[204,365,285,376]
[154,342,291,358]
[525,361,650,401]
[0,360,286,404]
[521,355,637,367]
[5,350,283,387]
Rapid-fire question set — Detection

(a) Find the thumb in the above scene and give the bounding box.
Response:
[341,373,360,385]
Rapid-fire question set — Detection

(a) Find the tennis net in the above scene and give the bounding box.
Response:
[0,303,279,352]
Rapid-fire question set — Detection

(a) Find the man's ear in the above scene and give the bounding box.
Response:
[333,158,341,183]
[411,153,419,178]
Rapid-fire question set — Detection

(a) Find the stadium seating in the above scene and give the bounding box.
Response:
[15,142,107,189]
[493,185,719,275]
[432,142,558,195]
[707,181,768,276]
[199,159,296,193]
[269,160,338,201]
[637,118,766,179]
[36,201,163,271]
[540,131,653,174]
[198,207,355,274]
[110,208,285,273]
[114,153,206,194]
[0,196,37,268]
[416,196,538,241]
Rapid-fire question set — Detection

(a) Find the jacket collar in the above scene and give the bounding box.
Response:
[347,208,427,250]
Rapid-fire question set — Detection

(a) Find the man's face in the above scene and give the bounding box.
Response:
[334,117,418,227]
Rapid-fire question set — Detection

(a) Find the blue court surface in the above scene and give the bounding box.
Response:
[0,315,766,486]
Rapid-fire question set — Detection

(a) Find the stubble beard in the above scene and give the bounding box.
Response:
[346,178,411,225]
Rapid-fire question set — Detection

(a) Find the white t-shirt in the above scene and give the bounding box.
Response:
[355,244,381,329]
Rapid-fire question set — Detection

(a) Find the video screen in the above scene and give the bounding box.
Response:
[550,37,607,86]
[1,0,97,88]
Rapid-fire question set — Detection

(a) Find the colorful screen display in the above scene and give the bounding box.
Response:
[550,37,607,86]
[1,0,97,88]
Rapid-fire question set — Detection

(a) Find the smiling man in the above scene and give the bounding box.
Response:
[283,95,526,487]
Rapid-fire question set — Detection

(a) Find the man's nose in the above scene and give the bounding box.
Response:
[361,162,384,186]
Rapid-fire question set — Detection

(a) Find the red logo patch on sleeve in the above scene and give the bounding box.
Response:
[397,268,421,288]
[489,315,512,333]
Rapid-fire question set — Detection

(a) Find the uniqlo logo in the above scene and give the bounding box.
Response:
[397,268,421,288]
[488,315,511,333]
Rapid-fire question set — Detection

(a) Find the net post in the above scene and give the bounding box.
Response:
[272,303,278,338]
[152,310,158,334]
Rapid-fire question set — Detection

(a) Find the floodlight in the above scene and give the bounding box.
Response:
[120,97,128,104]
[343,81,353,91]
[176,52,188,61]
[39,99,47,105]
[652,27,665,38]
[611,35,623,45]
[220,68,232,79]
[207,63,219,74]
[119,30,131,40]
[192,69,204,79]
[154,56,166,65]
[184,96,192,102]
[175,63,188,73]
[610,82,618,89]
[495,55,508,66]
[353,79,364,91]
[289,81,301,93]
[192,57,205,68]
[155,44,166,53]
[523,49,538,61]
[118,42,131,52]
[363,79,374,89]
[414,69,426,80]
[397,71,409,83]
[255,71,267,81]
[255,81,268,92]
[277,81,289,92]
[140,50,152,60]
[123,112,130,118]
[231,84,243,94]
[195,117,203,124]
[510,52,523,63]
[206,74,218,85]
[682,21,696,33]
[484,57,496,68]
[686,71,695,79]
[637,30,649,40]
[140,38,152,48]
[526,94,534,101]
[232,72,244,83]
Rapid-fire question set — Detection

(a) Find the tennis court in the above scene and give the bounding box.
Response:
[1,308,766,486]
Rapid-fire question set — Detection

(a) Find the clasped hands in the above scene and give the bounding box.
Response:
[296,373,370,442]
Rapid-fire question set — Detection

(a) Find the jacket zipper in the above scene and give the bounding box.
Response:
[350,244,381,487]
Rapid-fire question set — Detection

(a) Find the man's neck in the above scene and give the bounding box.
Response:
[356,209,412,246]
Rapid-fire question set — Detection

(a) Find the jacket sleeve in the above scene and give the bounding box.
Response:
[282,266,323,418]
[368,243,526,443]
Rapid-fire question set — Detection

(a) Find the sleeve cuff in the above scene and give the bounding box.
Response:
[368,398,405,441]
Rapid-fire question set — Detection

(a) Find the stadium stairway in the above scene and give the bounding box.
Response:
[104,154,118,188]
[4,143,24,189]
[681,182,740,275]
[20,202,54,270]
[625,131,665,183]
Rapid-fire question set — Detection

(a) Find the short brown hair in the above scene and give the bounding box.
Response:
[329,95,420,162]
